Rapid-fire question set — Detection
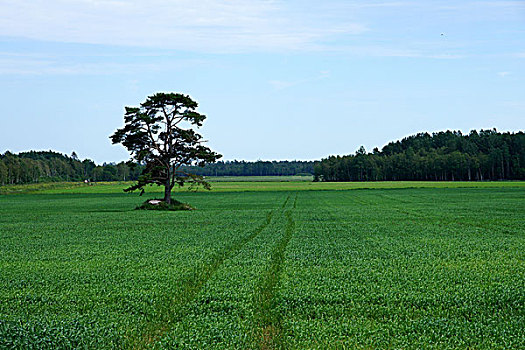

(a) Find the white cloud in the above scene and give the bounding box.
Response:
[0,53,208,75]
[269,80,296,90]
[478,1,525,9]
[269,70,330,90]
[0,0,520,58]
[317,45,466,59]
[498,71,511,77]
[0,0,367,53]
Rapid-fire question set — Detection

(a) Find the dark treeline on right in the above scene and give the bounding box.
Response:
[314,129,525,182]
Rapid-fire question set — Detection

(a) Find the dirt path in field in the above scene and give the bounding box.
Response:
[131,195,290,349]
[252,193,297,349]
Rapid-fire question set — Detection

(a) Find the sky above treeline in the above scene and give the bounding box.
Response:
[0,0,524,163]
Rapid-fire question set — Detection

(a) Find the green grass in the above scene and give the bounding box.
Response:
[0,182,523,349]
[205,175,314,182]
[2,179,524,195]
[0,181,89,194]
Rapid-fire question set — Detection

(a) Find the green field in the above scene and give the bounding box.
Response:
[0,182,524,349]
[2,179,524,195]
[205,175,315,182]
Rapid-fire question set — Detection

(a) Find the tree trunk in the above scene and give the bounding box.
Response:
[164,167,172,204]
[164,182,171,204]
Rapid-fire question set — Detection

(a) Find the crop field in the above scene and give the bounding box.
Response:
[205,175,315,182]
[2,179,524,195]
[0,182,524,349]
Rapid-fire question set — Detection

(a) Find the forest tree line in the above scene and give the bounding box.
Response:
[0,151,143,186]
[2,129,523,186]
[314,129,525,182]
[182,160,314,177]
[0,151,314,186]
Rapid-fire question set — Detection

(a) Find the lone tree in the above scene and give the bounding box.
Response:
[110,92,221,204]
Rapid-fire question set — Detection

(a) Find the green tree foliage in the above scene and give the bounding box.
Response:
[315,129,525,181]
[0,151,142,185]
[0,152,314,186]
[182,160,315,177]
[4,128,522,186]
[110,92,222,204]
[0,159,7,185]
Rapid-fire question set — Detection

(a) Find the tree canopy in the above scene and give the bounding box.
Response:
[110,92,221,204]
[0,151,314,186]
[2,129,523,187]
[314,129,525,182]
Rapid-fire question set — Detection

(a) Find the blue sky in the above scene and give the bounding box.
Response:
[0,0,524,163]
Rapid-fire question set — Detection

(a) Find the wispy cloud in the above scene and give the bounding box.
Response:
[0,0,521,60]
[0,0,367,53]
[0,53,208,75]
[269,70,330,90]
[478,1,525,10]
[316,45,467,59]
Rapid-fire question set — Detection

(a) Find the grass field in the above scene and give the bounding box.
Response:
[0,181,524,349]
[205,175,315,182]
[2,179,524,195]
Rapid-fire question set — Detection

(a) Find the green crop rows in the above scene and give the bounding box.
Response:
[0,183,524,349]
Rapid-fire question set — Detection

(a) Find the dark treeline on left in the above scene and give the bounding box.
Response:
[0,151,315,186]
[0,151,142,186]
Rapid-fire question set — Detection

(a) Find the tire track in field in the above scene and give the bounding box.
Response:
[252,193,297,350]
[281,194,291,209]
[133,195,290,349]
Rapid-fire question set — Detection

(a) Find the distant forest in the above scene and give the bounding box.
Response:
[314,129,525,181]
[0,151,140,185]
[0,151,314,186]
[183,160,315,177]
[1,129,523,186]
